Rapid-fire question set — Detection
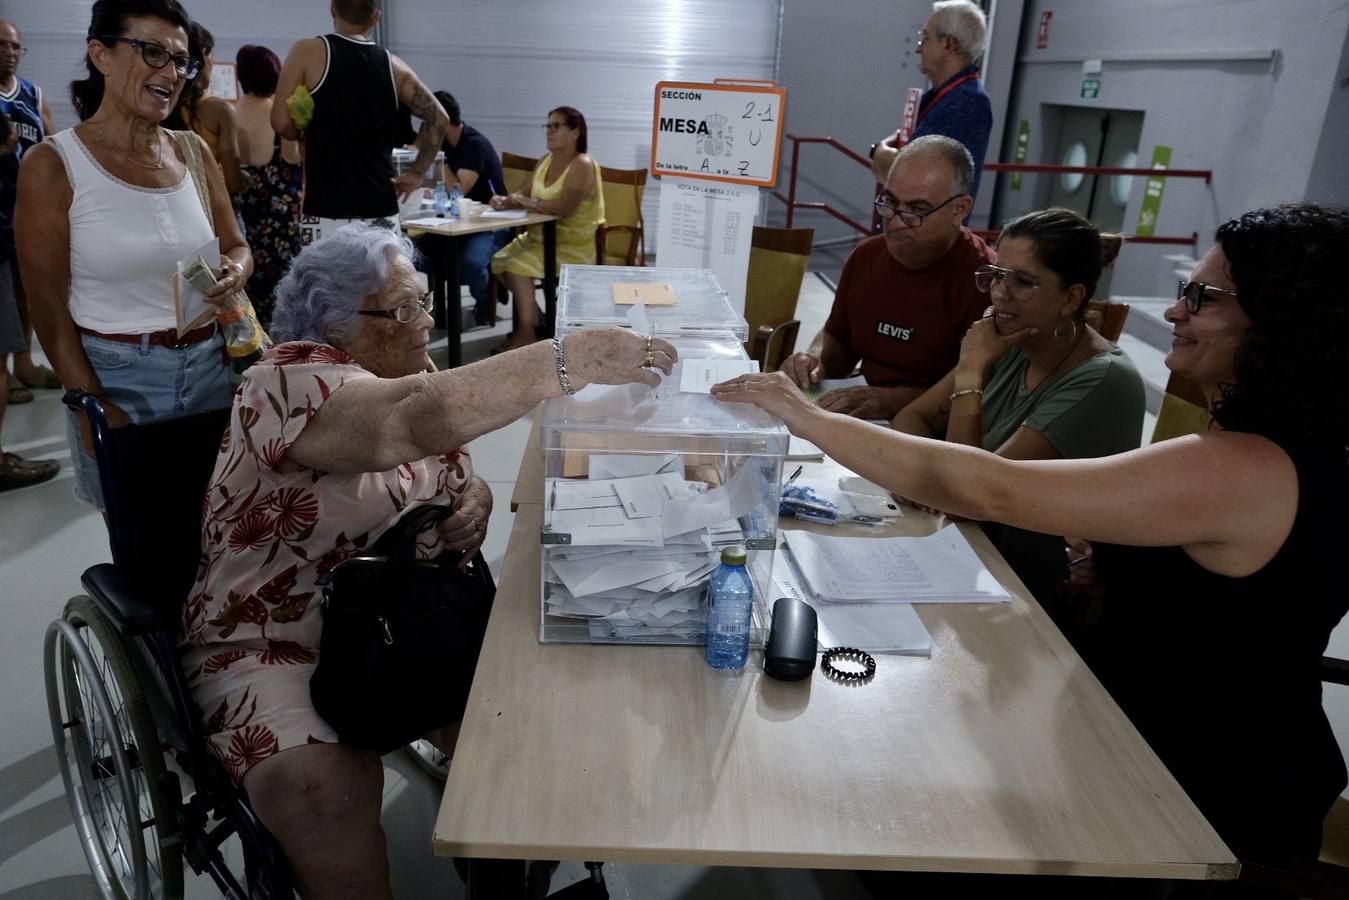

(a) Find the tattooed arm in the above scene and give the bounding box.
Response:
[390,55,449,198]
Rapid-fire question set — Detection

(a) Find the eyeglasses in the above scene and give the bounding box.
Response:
[915,28,945,48]
[357,291,433,324]
[542,122,564,133]
[1176,280,1238,314]
[975,265,1041,301]
[0,40,27,56]
[96,35,201,80]
[873,192,964,228]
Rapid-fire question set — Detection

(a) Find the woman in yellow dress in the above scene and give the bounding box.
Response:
[489,106,603,352]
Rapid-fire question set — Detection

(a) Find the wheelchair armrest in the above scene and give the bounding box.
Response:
[1325,656,1349,686]
[81,563,165,636]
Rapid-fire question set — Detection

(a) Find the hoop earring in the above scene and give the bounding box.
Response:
[1053,317,1079,345]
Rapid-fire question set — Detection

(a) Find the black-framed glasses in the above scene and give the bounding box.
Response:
[0,39,27,56]
[1176,280,1238,314]
[975,264,1041,301]
[357,291,433,324]
[873,192,963,228]
[542,122,563,133]
[96,35,202,80]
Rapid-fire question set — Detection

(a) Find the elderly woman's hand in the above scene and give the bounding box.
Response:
[710,371,820,433]
[562,328,677,389]
[437,476,493,569]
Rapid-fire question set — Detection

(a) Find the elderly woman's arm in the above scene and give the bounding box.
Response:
[286,329,674,474]
[712,372,1297,577]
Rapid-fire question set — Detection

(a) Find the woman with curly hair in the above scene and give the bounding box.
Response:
[714,203,1349,883]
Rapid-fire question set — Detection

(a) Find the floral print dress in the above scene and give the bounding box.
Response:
[238,135,303,330]
[180,341,472,782]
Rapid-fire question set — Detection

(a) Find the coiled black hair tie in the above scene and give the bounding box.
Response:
[821,647,876,683]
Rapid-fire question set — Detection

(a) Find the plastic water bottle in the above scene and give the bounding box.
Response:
[433,180,448,217]
[217,300,256,355]
[448,183,463,219]
[704,546,754,669]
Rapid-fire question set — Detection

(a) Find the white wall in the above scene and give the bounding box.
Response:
[989,0,1349,295]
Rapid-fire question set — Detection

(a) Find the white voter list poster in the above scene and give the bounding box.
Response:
[655,177,758,315]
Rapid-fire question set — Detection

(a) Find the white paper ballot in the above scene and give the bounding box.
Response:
[549,507,664,547]
[403,216,452,228]
[678,358,760,393]
[175,236,220,335]
[588,454,684,480]
[660,463,761,539]
[784,529,1010,603]
[551,480,622,510]
[625,298,651,339]
[772,561,931,655]
[480,209,528,219]
[787,436,825,460]
[612,472,692,518]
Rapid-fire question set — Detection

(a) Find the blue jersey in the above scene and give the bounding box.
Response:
[0,76,46,246]
[909,65,992,203]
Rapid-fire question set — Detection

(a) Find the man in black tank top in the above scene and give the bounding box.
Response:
[273,0,447,223]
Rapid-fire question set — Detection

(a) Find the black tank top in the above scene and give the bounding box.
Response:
[303,34,399,219]
[1091,435,1349,863]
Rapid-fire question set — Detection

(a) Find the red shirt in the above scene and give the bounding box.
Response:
[824,229,994,387]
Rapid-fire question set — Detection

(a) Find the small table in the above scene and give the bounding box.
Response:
[435,446,1237,893]
[404,211,559,368]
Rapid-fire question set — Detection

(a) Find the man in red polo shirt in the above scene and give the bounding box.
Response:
[781,135,993,420]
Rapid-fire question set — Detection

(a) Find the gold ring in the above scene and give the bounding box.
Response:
[644,335,654,353]
[643,351,655,367]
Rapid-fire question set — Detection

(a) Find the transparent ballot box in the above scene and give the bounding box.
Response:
[554,265,749,341]
[539,335,787,645]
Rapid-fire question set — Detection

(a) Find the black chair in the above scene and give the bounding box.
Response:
[44,390,294,898]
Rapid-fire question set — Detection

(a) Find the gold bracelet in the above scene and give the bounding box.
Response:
[949,388,983,402]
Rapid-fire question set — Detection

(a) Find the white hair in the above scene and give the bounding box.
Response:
[931,0,987,63]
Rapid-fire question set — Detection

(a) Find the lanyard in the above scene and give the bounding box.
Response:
[915,70,980,126]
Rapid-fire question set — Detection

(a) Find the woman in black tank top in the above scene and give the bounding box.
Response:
[715,203,1349,894]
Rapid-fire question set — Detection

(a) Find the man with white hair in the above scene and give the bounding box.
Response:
[870,0,992,205]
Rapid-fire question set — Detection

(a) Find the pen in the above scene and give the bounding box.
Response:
[488,179,498,197]
[782,465,803,490]
[1066,555,1091,568]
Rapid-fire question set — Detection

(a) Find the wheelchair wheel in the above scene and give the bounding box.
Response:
[45,595,185,899]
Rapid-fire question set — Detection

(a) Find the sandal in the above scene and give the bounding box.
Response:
[7,384,32,404]
[15,364,62,390]
[0,452,60,492]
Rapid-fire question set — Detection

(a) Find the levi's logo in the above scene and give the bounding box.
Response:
[876,320,913,341]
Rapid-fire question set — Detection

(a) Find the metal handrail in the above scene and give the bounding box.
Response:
[772,132,1215,246]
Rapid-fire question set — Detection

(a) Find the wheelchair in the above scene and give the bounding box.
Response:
[44,390,294,899]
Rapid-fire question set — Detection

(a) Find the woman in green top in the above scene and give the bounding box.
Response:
[890,207,1145,613]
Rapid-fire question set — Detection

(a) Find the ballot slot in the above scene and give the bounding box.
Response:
[539,331,787,646]
[553,264,749,340]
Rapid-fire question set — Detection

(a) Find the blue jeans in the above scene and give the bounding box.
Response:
[66,330,233,508]
[461,229,513,311]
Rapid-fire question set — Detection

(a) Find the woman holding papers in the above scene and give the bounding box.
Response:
[488,106,604,353]
[890,207,1145,615]
[16,0,250,509]
[714,203,1349,882]
[181,223,674,898]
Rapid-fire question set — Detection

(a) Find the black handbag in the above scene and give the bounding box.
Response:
[310,504,495,754]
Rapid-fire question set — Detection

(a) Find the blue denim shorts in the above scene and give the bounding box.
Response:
[66,330,234,508]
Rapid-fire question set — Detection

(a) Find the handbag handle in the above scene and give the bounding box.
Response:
[370,504,453,562]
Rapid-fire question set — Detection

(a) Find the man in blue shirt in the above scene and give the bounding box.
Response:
[0,17,58,405]
[870,1,992,205]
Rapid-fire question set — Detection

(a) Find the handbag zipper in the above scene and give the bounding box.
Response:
[377,615,394,646]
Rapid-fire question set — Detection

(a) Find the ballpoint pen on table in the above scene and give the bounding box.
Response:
[782,465,803,490]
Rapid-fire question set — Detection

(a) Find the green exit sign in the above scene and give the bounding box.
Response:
[1080,78,1101,100]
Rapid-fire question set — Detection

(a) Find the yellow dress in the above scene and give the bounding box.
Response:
[491,153,604,278]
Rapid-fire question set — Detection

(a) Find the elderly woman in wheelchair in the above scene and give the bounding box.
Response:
[166,223,675,898]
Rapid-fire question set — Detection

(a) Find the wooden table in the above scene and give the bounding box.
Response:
[404,211,559,367]
[436,446,1237,887]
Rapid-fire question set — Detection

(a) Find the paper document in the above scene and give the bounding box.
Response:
[772,561,931,655]
[174,237,220,336]
[678,359,759,394]
[787,436,824,460]
[480,208,528,219]
[803,375,867,403]
[624,299,651,338]
[613,283,678,306]
[784,529,1010,603]
[403,216,452,228]
[660,463,761,539]
[548,506,664,547]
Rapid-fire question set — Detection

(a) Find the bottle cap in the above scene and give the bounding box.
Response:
[720,546,748,566]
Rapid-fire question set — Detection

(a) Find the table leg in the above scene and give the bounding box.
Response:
[444,236,462,368]
[542,220,558,338]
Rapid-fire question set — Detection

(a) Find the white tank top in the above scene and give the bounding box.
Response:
[47,128,215,333]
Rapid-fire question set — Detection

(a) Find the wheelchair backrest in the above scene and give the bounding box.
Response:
[100,405,232,618]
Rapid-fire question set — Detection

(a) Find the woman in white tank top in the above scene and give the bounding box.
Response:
[14,2,253,509]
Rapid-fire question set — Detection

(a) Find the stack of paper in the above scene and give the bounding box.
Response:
[543,456,766,640]
[783,529,1010,604]
[772,559,932,656]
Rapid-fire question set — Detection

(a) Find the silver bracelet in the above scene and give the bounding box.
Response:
[552,337,575,396]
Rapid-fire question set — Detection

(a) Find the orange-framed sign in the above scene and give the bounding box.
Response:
[651,81,787,188]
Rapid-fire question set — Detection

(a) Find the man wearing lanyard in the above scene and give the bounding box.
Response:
[870,1,992,205]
